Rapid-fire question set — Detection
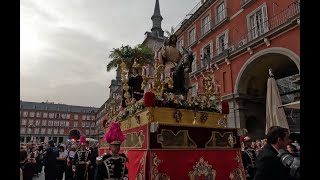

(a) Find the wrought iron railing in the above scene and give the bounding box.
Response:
[174,0,206,32]
[190,0,300,75]
[200,8,228,37]
[228,1,299,55]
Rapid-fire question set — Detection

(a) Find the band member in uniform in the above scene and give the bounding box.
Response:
[73,135,91,180]
[242,136,257,180]
[94,122,128,180]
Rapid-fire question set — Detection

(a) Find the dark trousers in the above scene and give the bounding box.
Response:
[45,164,57,180]
[75,165,87,180]
[65,165,75,180]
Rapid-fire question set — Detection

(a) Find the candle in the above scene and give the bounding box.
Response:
[146,66,149,77]
[142,67,145,76]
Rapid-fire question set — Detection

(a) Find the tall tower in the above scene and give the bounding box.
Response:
[151,0,164,38]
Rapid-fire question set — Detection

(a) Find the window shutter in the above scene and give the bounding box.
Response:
[225,31,229,50]
[216,37,219,54]
[262,5,269,32]
[210,41,213,59]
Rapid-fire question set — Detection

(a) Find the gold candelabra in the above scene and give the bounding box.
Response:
[120,61,133,107]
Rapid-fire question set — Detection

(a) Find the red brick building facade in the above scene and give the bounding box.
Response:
[174,0,300,137]
[20,101,98,143]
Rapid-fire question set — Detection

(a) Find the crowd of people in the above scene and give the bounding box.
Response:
[20,139,99,180]
[241,126,300,180]
[20,122,128,180]
[20,125,300,180]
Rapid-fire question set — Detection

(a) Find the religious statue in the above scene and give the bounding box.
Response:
[159,34,194,96]
[122,66,144,108]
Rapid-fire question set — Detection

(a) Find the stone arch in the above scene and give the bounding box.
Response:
[232,47,300,138]
[235,47,300,94]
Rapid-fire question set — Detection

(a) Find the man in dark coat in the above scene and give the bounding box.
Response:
[44,140,59,180]
[253,126,296,180]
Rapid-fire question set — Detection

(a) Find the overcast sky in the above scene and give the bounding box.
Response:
[20,0,200,108]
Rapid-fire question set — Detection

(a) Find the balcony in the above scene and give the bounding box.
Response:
[228,1,300,56]
[174,0,214,34]
[190,1,300,76]
[199,8,229,40]
[240,0,256,9]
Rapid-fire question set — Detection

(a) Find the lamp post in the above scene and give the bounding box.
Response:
[89,110,95,138]
[28,123,36,143]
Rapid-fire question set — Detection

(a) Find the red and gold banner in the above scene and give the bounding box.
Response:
[122,150,245,180]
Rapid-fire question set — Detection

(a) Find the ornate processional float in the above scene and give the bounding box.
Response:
[99,47,247,180]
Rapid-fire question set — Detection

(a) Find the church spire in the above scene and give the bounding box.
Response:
[151,0,164,37]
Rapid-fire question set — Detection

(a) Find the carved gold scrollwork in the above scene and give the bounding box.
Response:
[188,157,217,180]
[135,115,141,125]
[200,112,208,123]
[151,153,170,180]
[135,151,147,180]
[157,129,197,149]
[229,151,246,180]
[173,109,182,123]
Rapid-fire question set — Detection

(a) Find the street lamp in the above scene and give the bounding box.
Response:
[28,123,36,143]
[89,110,95,138]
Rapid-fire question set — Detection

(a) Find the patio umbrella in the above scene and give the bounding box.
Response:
[86,138,98,142]
[265,69,289,134]
[279,100,300,110]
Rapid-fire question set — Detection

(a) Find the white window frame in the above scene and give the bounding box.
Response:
[23,111,28,117]
[55,113,60,119]
[66,114,70,119]
[200,41,213,66]
[74,121,78,127]
[188,27,196,46]
[43,113,48,118]
[47,128,52,134]
[191,83,199,97]
[21,119,27,125]
[53,128,58,134]
[41,128,46,134]
[21,127,26,134]
[246,3,268,40]
[49,113,54,119]
[65,121,69,127]
[216,29,229,54]
[82,115,86,121]
[82,122,86,127]
[201,13,211,35]
[85,130,89,136]
[34,128,40,134]
[177,37,184,53]
[74,114,78,120]
[60,128,64,135]
[36,112,41,118]
[29,112,35,117]
[191,52,197,73]
[54,121,59,127]
[42,120,47,126]
[35,120,41,126]
[216,1,226,24]
[29,119,34,125]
